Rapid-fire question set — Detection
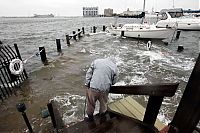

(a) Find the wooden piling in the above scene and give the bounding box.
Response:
[78,29,81,38]
[39,47,47,63]
[47,102,57,128]
[82,27,85,34]
[177,45,184,52]
[56,39,61,52]
[121,31,124,37]
[176,30,181,39]
[73,31,76,40]
[93,26,96,33]
[103,25,106,31]
[66,34,70,46]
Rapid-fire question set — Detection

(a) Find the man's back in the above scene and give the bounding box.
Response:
[86,58,118,92]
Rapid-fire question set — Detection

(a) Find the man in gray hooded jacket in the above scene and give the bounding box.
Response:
[85,57,118,122]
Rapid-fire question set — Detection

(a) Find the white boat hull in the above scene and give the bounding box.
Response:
[107,24,174,39]
[177,21,200,30]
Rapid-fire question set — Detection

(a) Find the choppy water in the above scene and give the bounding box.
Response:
[0,17,200,132]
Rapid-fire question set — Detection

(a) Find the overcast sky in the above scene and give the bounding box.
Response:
[0,0,199,16]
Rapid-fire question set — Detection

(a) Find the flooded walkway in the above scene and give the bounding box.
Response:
[0,17,199,132]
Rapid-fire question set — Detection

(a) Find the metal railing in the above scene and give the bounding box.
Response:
[0,44,28,101]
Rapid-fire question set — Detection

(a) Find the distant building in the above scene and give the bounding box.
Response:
[104,8,113,17]
[83,7,98,17]
[33,14,54,18]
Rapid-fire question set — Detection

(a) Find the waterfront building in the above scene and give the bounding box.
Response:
[104,8,113,17]
[83,7,98,17]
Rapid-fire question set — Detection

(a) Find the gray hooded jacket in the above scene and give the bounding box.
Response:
[85,58,118,92]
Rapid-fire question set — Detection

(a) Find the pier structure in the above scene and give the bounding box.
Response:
[46,54,200,132]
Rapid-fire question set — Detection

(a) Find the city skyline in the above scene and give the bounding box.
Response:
[0,0,199,16]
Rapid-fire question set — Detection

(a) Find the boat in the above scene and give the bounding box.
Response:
[107,23,175,39]
[118,9,145,18]
[106,0,175,39]
[156,12,200,31]
[33,14,54,18]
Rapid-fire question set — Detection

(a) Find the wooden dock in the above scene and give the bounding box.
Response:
[48,83,179,133]
[108,96,165,131]
[61,95,167,133]
[45,54,200,133]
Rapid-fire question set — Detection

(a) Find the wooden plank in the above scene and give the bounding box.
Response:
[108,96,165,131]
[108,102,121,113]
[110,83,179,96]
[155,119,165,131]
[112,100,135,118]
[119,99,143,121]
[123,97,165,130]
[125,96,145,115]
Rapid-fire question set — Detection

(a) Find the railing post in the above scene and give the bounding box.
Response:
[103,25,106,31]
[177,45,184,52]
[73,31,76,40]
[56,39,61,52]
[39,47,47,63]
[47,102,57,128]
[176,30,181,39]
[78,29,81,38]
[16,103,33,133]
[82,27,85,34]
[93,26,96,33]
[143,96,164,126]
[121,31,124,37]
[66,34,70,46]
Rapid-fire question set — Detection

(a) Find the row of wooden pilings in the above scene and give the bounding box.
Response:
[12,25,108,132]
[37,25,107,64]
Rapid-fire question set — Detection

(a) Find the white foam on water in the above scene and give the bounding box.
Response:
[120,46,129,50]
[89,32,104,36]
[179,76,189,82]
[129,75,148,85]
[114,81,126,86]
[79,48,87,53]
[113,40,120,43]
[115,56,124,66]
[141,51,166,62]
[157,113,171,125]
[172,60,194,71]
[51,93,85,124]
[108,94,124,103]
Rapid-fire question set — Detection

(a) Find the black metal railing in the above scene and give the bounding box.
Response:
[0,44,28,101]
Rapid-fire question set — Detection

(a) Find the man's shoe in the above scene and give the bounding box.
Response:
[84,115,94,122]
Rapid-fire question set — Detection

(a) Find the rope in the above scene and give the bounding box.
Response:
[9,49,44,75]
[23,49,43,63]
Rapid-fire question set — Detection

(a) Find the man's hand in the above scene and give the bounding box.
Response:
[85,83,90,88]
